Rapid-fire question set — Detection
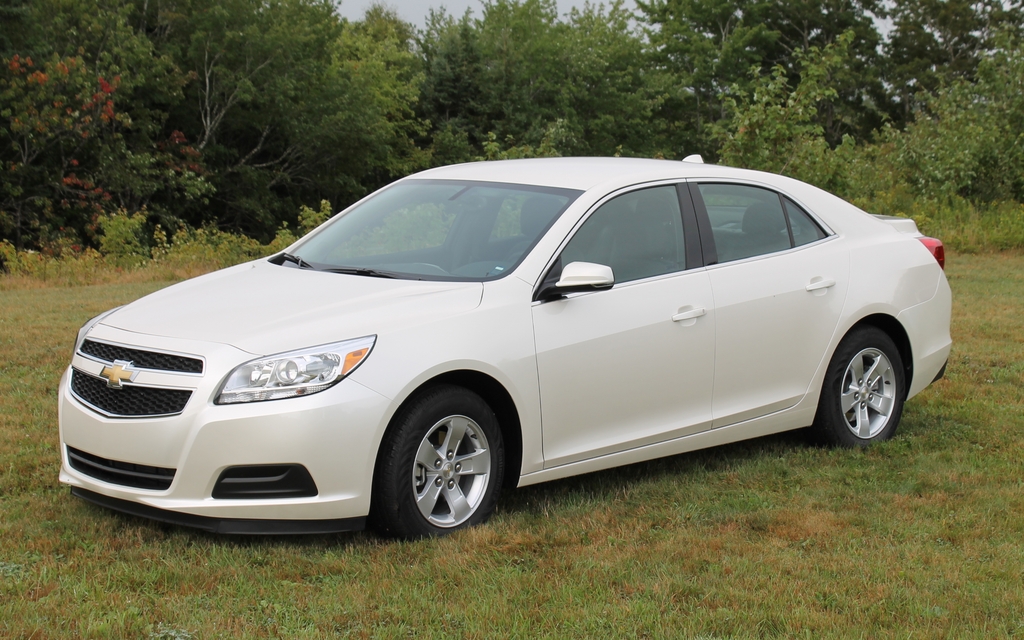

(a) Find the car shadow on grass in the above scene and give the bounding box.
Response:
[80,427,822,548]
[497,427,820,516]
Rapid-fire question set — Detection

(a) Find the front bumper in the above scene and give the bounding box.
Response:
[59,326,391,531]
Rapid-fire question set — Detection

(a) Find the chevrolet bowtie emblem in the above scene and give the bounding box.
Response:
[100,360,138,389]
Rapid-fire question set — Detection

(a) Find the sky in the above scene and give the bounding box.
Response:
[337,0,638,28]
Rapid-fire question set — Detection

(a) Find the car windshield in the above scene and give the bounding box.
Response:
[288,179,582,281]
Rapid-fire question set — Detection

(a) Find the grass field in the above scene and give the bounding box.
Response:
[1,252,1022,639]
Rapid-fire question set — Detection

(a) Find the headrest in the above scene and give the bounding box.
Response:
[742,202,786,236]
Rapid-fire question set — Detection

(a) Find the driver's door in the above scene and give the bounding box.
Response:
[531,186,715,468]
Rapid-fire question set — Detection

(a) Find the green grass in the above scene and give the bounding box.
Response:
[1,253,1023,638]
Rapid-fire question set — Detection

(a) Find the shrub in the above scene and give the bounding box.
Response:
[98,210,149,267]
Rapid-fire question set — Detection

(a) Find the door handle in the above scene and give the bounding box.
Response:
[805,278,836,292]
[672,307,706,322]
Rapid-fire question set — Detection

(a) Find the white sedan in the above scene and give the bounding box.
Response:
[58,157,951,538]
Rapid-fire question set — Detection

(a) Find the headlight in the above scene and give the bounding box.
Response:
[75,306,123,354]
[215,336,376,404]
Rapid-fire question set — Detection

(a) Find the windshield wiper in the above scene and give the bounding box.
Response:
[274,252,315,269]
[322,266,401,279]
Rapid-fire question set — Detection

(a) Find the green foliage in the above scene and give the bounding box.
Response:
[297,199,333,235]
[559,1,664,156]
[420,0,664,160]
[0,237,105,283]
[880,35,1024,204]
[0,0,428,246]
[477,119,571,160]
[3,0,1024,254]
[709,27,1024,252]
[419,10,487,148]
[329,7,429,182]
[0,0,213,249]
[98,210,148,267]
[639,0,781,155]
[715,33,857,192]
[640,0,886,154]
[147,0,349,237]
[0,201,320,282]
[0,53,125,248]
[882,0,1023,123]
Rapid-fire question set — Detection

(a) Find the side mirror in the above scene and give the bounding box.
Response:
[537,261,615,301]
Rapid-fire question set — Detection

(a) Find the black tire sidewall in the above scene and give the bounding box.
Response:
[371,384,505,539]
[814,326,906,448]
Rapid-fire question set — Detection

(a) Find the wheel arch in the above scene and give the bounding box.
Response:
[374,369,524,492]
[844,313,913,394]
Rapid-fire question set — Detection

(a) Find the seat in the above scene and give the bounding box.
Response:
[727,201,789,260]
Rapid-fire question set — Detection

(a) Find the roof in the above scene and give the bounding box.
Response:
[407,157,755,192]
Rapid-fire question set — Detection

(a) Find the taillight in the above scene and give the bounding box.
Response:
[918,236,945,270]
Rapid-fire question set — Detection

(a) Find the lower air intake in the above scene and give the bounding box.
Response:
[67,446,175,491]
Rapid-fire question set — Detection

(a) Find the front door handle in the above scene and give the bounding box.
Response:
[805,278,836,292]
[672,307,706,322]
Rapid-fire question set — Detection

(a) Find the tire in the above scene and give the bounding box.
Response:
[812,326,906,448]
[371,385,505,539]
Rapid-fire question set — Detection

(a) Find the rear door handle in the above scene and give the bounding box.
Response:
[672,307,706,322]
[805,278,836,292]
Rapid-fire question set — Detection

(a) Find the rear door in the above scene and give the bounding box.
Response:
[690,182,850,427]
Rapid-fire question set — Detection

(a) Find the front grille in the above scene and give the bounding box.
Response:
[67,446,175,490]
[71,369,192,417]
[80,339,203,374]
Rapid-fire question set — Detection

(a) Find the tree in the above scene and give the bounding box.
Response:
[640,0,885,153]
[419,9,488,153]
[419,0,662,160]
[1,0,210,248]
[0,54,124,248]
[881,31,1024,202]
[639,0,781,156]
[475,0,568,145]
[559,1,665,156]
[715,32,856,193]
[883,0,1024,124]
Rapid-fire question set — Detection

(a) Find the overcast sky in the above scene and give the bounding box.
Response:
[337,0,638,28]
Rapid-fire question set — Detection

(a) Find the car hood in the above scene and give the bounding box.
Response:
[101,260,484,355]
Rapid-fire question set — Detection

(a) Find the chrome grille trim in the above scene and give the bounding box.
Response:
[79,339,205,375]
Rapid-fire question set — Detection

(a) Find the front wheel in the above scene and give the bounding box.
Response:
[812,326,906,447]
[371,385,504,539]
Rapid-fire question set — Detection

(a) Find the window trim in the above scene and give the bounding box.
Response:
[782,195,828,247]
[532,180,705,302]
[687,179,835,268]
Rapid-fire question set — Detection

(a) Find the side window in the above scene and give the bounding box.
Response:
[783,197,827,247]
[699,183,789,263]
[559,186,686,284]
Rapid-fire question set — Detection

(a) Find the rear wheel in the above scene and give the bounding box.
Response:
[813,326,906,447]
[371,385,504,539]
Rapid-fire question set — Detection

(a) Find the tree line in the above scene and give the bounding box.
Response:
[2,0,1022,252]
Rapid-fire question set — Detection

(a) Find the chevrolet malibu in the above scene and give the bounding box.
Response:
[59,157,951,538]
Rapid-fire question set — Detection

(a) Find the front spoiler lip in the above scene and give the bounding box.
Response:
[71,488,366,535]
